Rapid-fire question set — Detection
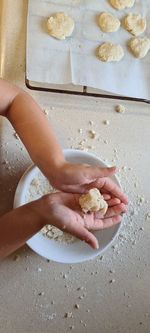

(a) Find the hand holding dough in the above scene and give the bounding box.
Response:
[47,12,75,40]
[124,13,146,36]
[128,37,150,58]
[98,42,124,62]
[79,188,108,215]
[98,12,120,33]
[109,0,135,10]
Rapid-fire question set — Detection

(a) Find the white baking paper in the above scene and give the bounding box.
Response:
[26,0,150,99]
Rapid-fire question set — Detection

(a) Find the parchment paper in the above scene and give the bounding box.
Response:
[27,0,150,99]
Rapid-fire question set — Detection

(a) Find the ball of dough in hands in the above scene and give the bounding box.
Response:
[128,37,150,58]
[79,188,108,215]
[98,42,124,62]
[47,12,75,40]
[124,13,146,36]
[98,12,120,33]
[109,0,135,10]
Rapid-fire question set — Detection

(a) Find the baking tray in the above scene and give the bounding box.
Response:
[26,0,150,104]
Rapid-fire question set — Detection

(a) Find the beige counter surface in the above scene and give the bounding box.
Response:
[0,1,150,333]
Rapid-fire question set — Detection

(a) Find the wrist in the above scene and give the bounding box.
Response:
[26,198,49,228]
[32,194,60,226]
[46,160,68,187]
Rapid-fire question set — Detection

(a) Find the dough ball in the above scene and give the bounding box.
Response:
[109,0,135,10]
[98,42,124,62]
[124,13,146,36]
[79,188,108,215]
[115,104,126,113]
[128,37,150,58]
[47,12,75,40]
[98,12,120,33]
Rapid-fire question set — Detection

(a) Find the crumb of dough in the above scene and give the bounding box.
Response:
[79,188,108,215]
[89,120,94,126]
[97,42,124,62]
[43,109,49,115]
[109,0,135,10]
[89,130,96,139]
[103,120,110,125]
[109,279,116,283]
[13,254,20,261]
[98,12,120,33]
[115,104,126,113]
[64,312,73,318]
[124,13,146,36]
[128,37,150,59]
[13,132,19,139]
[47,12,75,40]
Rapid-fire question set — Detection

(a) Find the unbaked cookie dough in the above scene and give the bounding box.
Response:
[79,188,108,215]
[98,12,120,33]
[124,13,146,36]
[98,42,124,62]
[47,12,75,40]
[109,0,135,10]
[115,104,126,113]
[128,37,150,58]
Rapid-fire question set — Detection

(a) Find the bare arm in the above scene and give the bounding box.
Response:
[0,191,127,259]
[0,79,65,258]
[0,79,65,181]
[0,198,47,259]
[0,79,128,259]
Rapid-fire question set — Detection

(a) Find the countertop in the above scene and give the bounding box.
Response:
[0,1,150,333]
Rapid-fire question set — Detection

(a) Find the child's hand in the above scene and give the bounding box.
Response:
[41,191,127,250]
[49,163,128,205]
[0,188,127,259]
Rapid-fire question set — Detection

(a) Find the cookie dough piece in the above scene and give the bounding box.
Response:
[79,188,108,215]
[124,13,146,36]
[47,12,75,40]
[115,104,126,113]
[98,12,120,33]
[109,0,135,10]
[128,37,150,58]
[98,42,124,62]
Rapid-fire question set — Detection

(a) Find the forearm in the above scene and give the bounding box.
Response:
[7,91,64,179]
[0,199,45,260]
[0,79,64,181]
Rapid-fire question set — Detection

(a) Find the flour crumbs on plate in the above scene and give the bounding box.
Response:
[25,171,77,244]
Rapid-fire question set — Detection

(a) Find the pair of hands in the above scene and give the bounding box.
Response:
[39,162,128,249]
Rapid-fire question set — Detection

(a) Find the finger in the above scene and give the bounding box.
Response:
[65,218,99,250]
[102,193,111,200]
[60,184,86,194]
[105,203,127,218]
[89,215,122,230]
[100,188,119,198]
[97,178,128,204]
[94,203,126,220]
[61,181,116,195]
[84,166,116,182]
[106,198,121,206]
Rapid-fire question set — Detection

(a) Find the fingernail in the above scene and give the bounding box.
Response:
[109,166,116,172]
[95,241,99,250]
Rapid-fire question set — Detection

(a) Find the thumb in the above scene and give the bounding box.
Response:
[85,166,116,182]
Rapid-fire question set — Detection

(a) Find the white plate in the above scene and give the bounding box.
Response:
[14,149,121,264]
